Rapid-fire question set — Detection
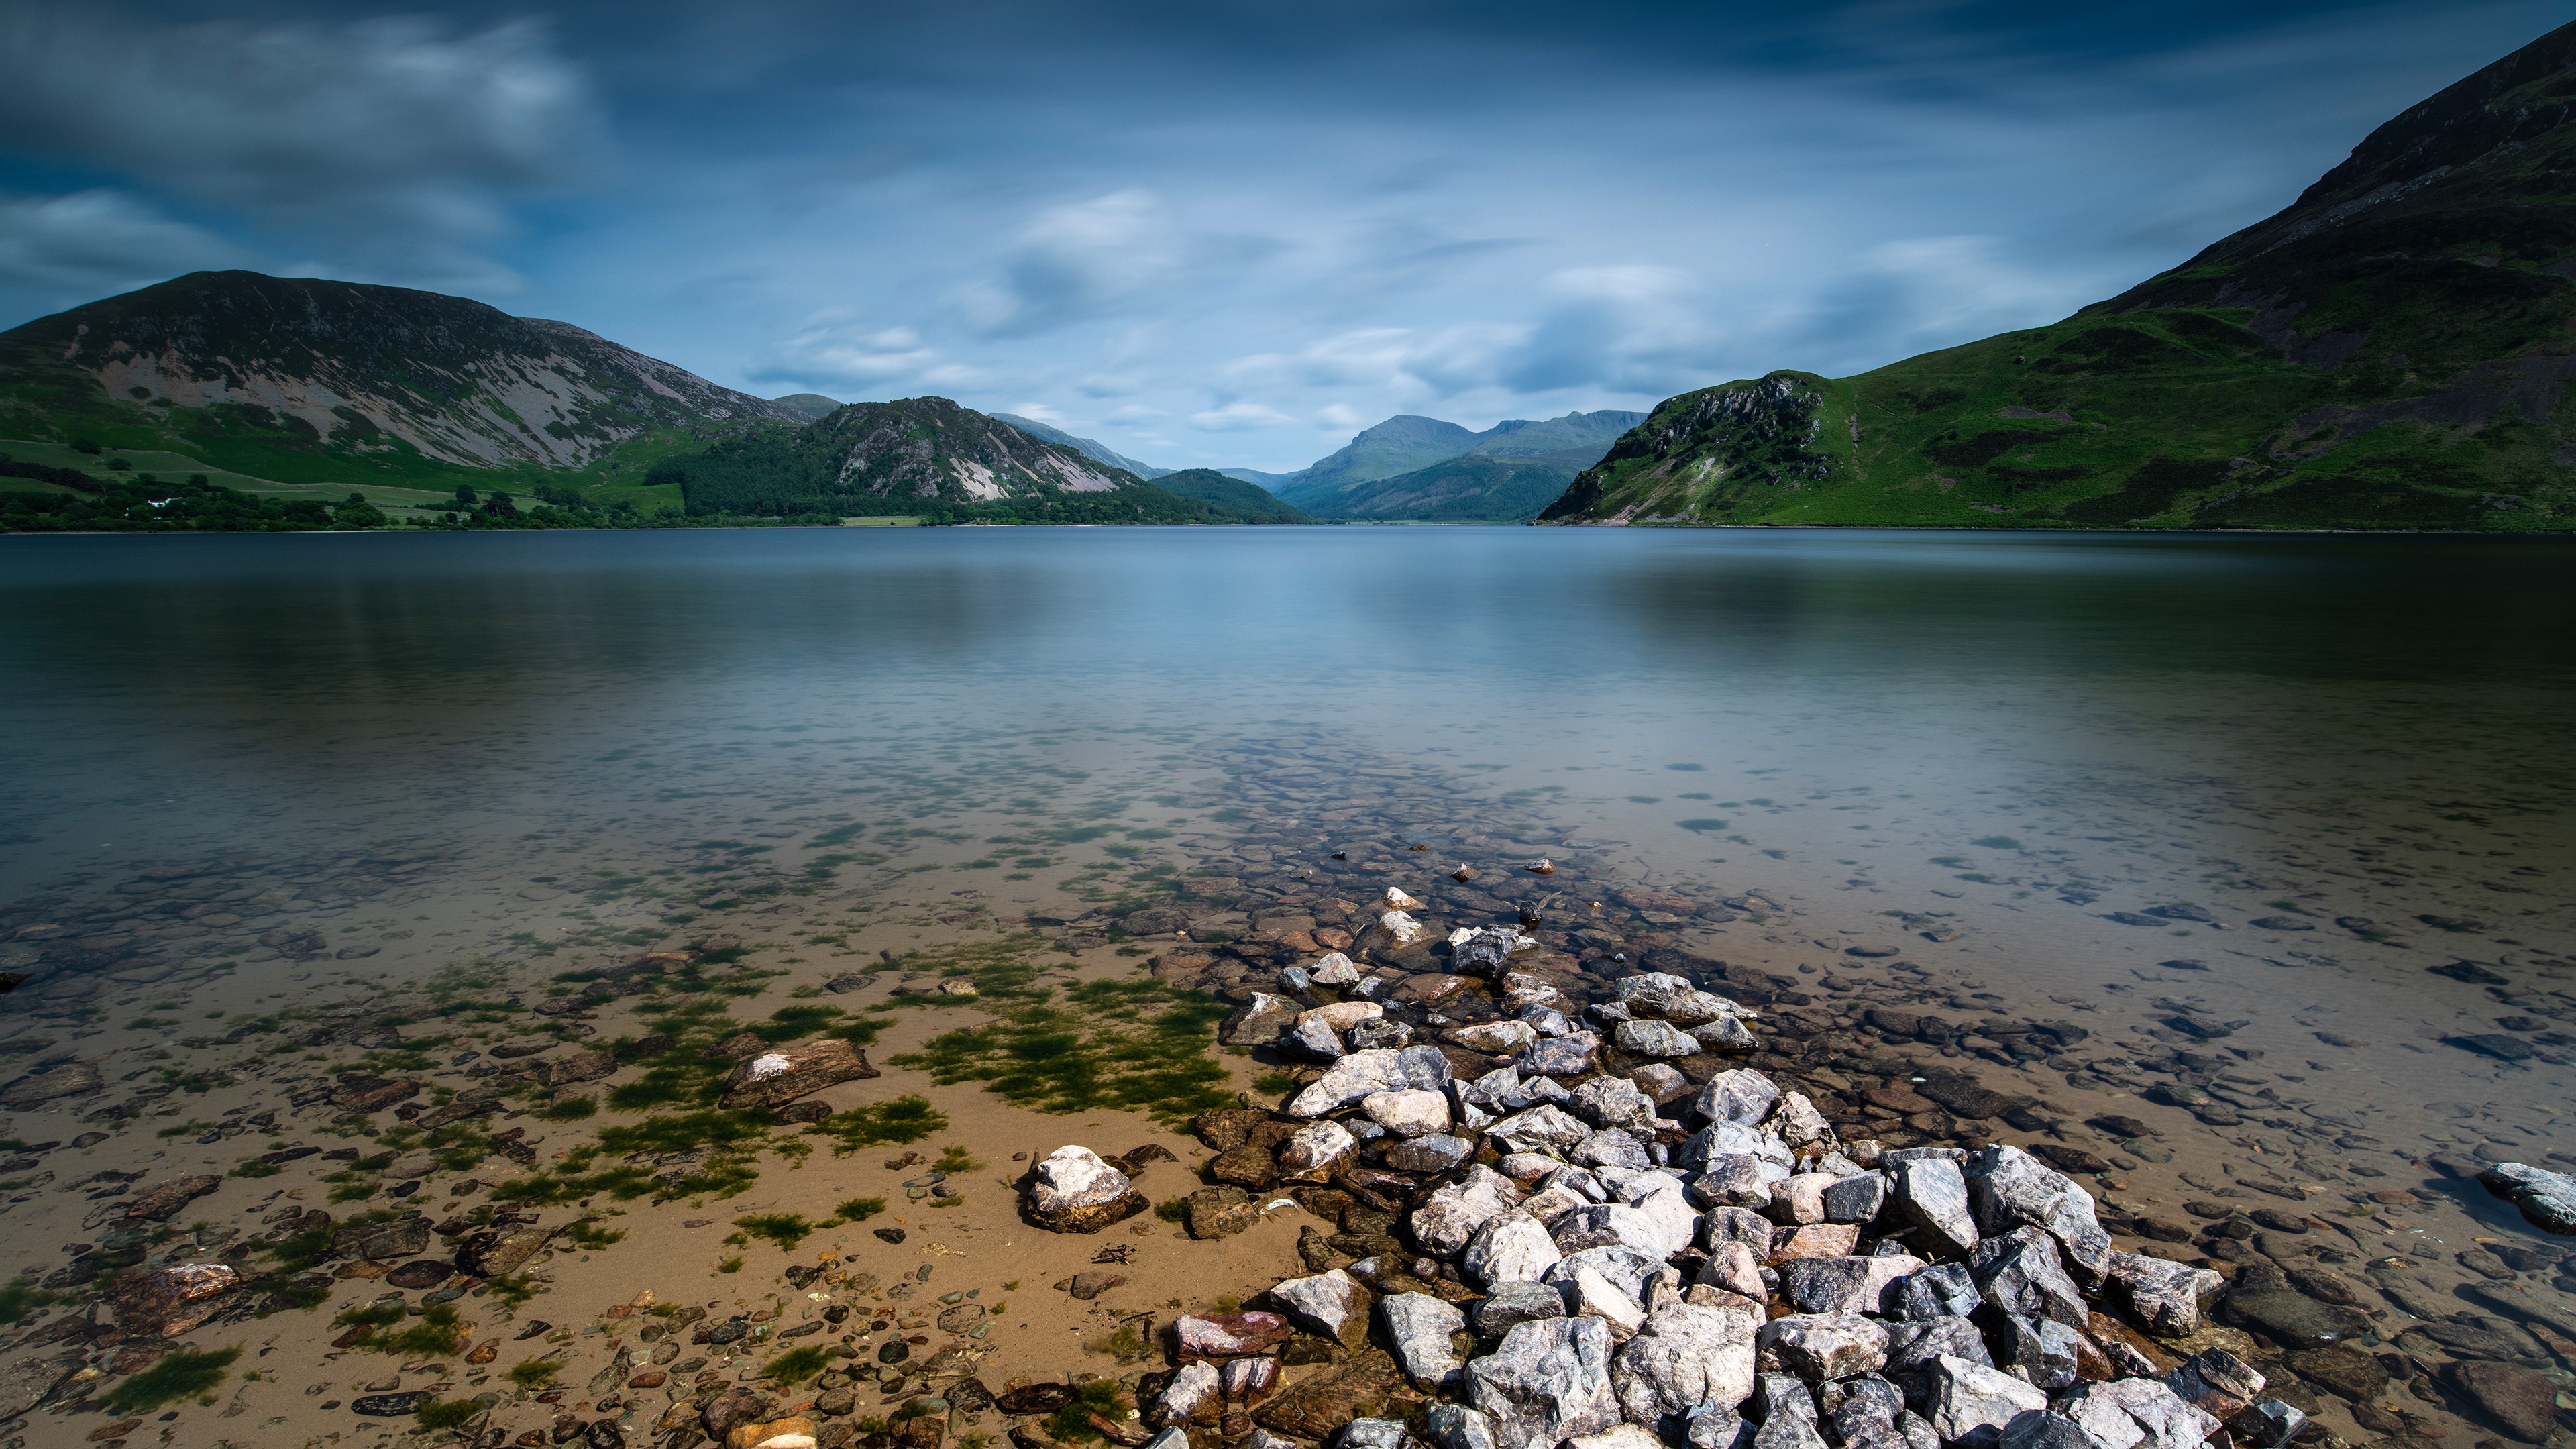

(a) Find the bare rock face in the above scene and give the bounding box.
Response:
[107,1261,240,1336]
[716,1039,879,1109]
[1026,1145,1148,1233]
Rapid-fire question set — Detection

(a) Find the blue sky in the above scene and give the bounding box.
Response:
[0,1,2563,472]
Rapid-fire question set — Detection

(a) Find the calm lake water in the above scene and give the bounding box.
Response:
[2,525,2575,1434]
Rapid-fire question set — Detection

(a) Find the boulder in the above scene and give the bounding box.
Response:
[1288,1046,1453,1118]
[2102,1252,2221,1336]
[1380,1293,1468,1391]
[1464,1214,1563,1288]
[1765,1094,1833,1148]
[1560,1262,1647,1340]
[1175,1311,1292,1361]
[2219,1291,2368,1350]
[2160,1350,2265,1421]
[1415,1166,1529,1257]
[1310,953,1362,985]
[1964,1146,2108,1282]
[1467,1316,1620,1449]
[0,1354,78,1419]
[1697,1157,1774,1212]
[1992,1314,2080,1391]
[1269,1270,1370,1342]
[717,1040,878,1109]
[1613,1302,1762,1428]
[1758,1313,1889,1380]
[122,1174,221,1223]
[1615,1020,1702,1058]
[339,1214,434,1261]
[1474,1281,1568,1336]
[2053,1379,2218,1449]
[1385,1134,1476,1173]
[1927,1355,2048,1448]
[1970,1228,2087,1330]
[1486,1104,1591,1156]
[1693,1018,1760,1052]
[1361,1089,1450,1138]
[455,1223,555,1278]
[1425,1405,1500,1449]
[1451,1021,1538,1054]
[1888,1264,1979,1322]
[0,1060,101,1108]
[1281,1120,1358,1179]
[2477,1162,2576,1235]
[1612,975,1754,1028]
[1222,994,1301,1046]
[1518,1032,1601,1078]
[1026,1146,1148,1233]
[1780,1255,1925,1316]
[1253,1349,1407,1441]
[1185,1185,1263,1240]
[1281,1015,1347,1061]
[105,1261,239,1336]
[1157,1362,1223,1426]
[1997,1411,2106,1449]
[1823,1172,1888,1224]
[1884,1318,1992,1379]
[1883,1157,1980,1258]
[1566,1076,1661,1133]
[2444,1360,2559,1443]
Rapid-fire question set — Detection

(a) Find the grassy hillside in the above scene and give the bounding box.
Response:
[1545,22,2576,531]
[1148,468,1312,521]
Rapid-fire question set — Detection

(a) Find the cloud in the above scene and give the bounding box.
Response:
[1188,401,1300,431]
[953,189,1173,339]
[0,189,251,297]
[751,317,942,388]
[0,7,598,288]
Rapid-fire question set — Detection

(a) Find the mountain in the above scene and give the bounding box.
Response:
[1321,456,1587,523]
[1544,23,2576,531]
[994,413,1169,478]
[1219,467,1303,492]
[1148,468,1312,522]
[1277,409,1646,519]
[647,396,1285,523]
[771,393,845,422]
[0,270,800,486]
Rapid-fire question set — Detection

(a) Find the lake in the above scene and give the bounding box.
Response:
[1,525,2572,1437]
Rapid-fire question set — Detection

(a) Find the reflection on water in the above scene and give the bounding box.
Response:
[1,525,2573,1437]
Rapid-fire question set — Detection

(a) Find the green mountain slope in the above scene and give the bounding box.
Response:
[1310,456,1579,522]
[651,396,1275,523]
[1544,22,2576,531]
[0,270,799,494]
[1276,415,1480,511]
[1148,468,1312,521]
[1280,409,1646,519]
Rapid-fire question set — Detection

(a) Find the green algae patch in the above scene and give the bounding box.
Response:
[892,977,1233,1124]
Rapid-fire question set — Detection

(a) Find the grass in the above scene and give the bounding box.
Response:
[1047,1380,1132,1442]
[834,1197,887,1222]
[733,1213,817,1250]
[505,1361,561,1390]
[333,1301,466,1356]
[0,1278,64,1322]
[105,1346,240,1413]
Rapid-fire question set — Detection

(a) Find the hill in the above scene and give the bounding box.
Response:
[1148,468,1313,522]
[648,396,1284,523]
[1218,467,1302,492]
[1279,409,1646,519]
[0,271,799,490]
[994,413,1169,478]
[771,393,845,422]
[1543,23,2576,531]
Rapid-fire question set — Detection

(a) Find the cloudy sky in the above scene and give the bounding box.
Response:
[0,1,2562,472]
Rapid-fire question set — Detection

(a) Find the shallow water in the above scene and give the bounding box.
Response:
[1,525,2573,1443]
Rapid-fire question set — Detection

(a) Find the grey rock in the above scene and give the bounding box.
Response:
[1889,1263,1980,1322]
[1287,1046,1452,1118]
[1693,1017,1760,1053]
[1695,1156,1774,1212]
[1467,1316,1620,1449]
[1384,1133,1476,1173]
[2477,1162,2576,1234]
[1689,1070,1782,1129]
[1566,1075,1662,1133]
[2224,1399,2306,1449]
[1413,1165,1527,1257]
[1764,1093,1833,1148]
[1998,1411,2107,1449]
[1768,1173,1835,1226]
[2220,1289,2368,1350]
[1964,1146,2110,1282]
[1279,1014,1346,1061]
[1883,1156,1980,1258]
[2102,1251,2222,1336]
[1544,1245,1670,1305]
[1701,1205,1776,1252]
[1611,973,1753,1028]
[1571,1128,1656,1174]
[1614,1301,1764,1427]
[2053,1379,2219,1449]
[1779,1254,1925,1316]
[1349,1018,1415,1051]
[1464,1213,1563,1289]
[1884,1318,1992,1380]
[1425,1404,1499,1449]
[1340,1419,1407,1449]
[1829,1378,1909,1449]
[1823,1171,1889,1224]
[1615,1019,1703,1058]
[1970,1228,2087,1330]
[1380,1292,1468,1391]
[1487,1104,1592,1156]
[1474,1281,1568,1336]
[1687,1406,1754,1449]
[1222,993,1301,1046]
[1754,1409,1829,1449]
[1994,1314,2081,1391]
[1758,1313,1889,1381]
[1268,1269,1368,1340]
[1929,1354,2049,1448]
[1756,1373,1817,1424]
[0,1354,78,1420]
[1519,1032,1601,1078]
[2161,1350,2265,1421]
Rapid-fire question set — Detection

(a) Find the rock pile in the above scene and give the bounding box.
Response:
[1137,1055,2320,1449]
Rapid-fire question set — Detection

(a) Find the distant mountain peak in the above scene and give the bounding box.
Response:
[994,413,1167,478]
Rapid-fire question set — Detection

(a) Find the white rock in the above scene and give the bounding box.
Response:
[2060,1379,2220,1449]
[1381,910,1429,946]
[1487,1103,1592,1155]
[1155,1361,1221,1426]
[1027,1145,1143,1231]
[1464,1212,1562,1288]
[1467,1316,1619,1449]
[1570,1426,1666,1449]
[1929,1354,2050,1447]
[1279,1120,1356,1177]
[1300,1000,1383,1032]
[1412,1165,1527,1256]
[1267,1269,1367,1338]
[1450,1020,1538,1053]
[1381,887,1423,911]
[1758,1313,1890,1380]
[1287,1045,1452,1117]
[1308,951,1360,985]
[1564,1263,1647,1340]
[1381,1291,1468,1391]
[1690,1070,1782,1128]
[1363,1088,1452,1138]
[1613,1301,1762,1426]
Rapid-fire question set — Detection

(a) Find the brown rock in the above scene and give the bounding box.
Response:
[1766,1224,1862,1265]
[1195,1109,1270,1152]
[335,1079,421,1112]
[995,1384,1075,1415]
[384,1259,453,1290]
[2285,1344,2387,1404]
[718,1040,879,1110]
[1187,1185,1263,1240]
[105,1262,240,1336]
[122,1174,221,1222]
[456,1224,555,1278]
[702,1390,770,1442]
[1209,1145,1281,1191]
[0,1354,80,1419]
[2445,1360,2559,1442]
[1250,1348,1405,1440]
[731,1415,821,1449]
[536,1051,619,1087]
[1056,1272,1127,1301]
[0,1060,102,1107]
